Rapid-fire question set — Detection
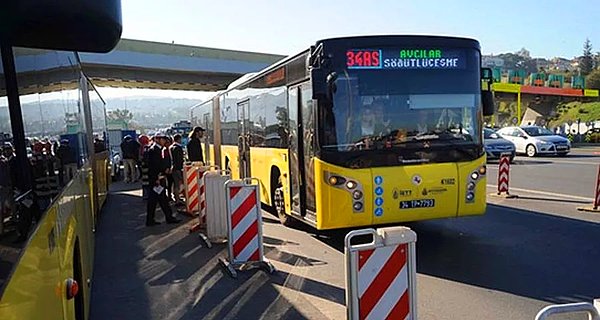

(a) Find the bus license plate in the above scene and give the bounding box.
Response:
[399,199,435,209]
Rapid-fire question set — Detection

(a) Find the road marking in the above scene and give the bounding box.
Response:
[487,159,599,166]
[539,159,599,166]
[486,185,594,202]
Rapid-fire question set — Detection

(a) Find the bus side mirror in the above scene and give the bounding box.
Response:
[0,0,122,53]
[481,68,495,116]
[311,70,338,101]
[311,68,327,99]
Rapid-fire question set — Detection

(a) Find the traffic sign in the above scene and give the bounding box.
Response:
[512,117,518,125]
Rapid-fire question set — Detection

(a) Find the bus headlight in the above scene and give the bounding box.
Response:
[478,165,486,175]
[328,175,346,186]
[352,190,363,200]
[467,182,476,191]
[466,192,475,202]
[353,202,363,211]
[346,180,357,189]
[470,172,479,180]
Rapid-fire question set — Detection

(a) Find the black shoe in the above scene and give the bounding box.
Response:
[146,221,161,226]
[166,218,181,224]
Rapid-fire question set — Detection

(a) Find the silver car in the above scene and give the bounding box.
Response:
[484,128,516,162]
[496,126,571,157]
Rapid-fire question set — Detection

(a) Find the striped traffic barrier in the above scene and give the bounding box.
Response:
[196,169,231,247]
[345,226,417,320]
[181,163,207,217]
[493,153,517,198]
[577,164,600,212]
[189,166,221,240]
[219,178,275,278]
[182,164,199,216]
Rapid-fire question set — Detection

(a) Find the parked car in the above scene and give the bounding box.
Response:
[496,126,570,157]
[483,128,515,162]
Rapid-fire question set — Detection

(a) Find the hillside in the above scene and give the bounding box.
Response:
[0,96,202,135]
[549,101,600,127]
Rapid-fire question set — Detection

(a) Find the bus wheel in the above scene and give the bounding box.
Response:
[274,187,293,227]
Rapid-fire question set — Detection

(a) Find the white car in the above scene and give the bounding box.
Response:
[496,126,570,157]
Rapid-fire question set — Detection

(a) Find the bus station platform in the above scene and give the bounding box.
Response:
[89,182,346,320]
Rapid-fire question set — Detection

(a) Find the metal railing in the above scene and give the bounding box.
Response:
[535,299,600,320]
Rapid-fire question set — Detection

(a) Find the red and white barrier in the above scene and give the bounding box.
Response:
[183,164,199,216]
[497,154,511,196]
[345,227,417,320]
[182,162,208,218]
[220,178,275,278]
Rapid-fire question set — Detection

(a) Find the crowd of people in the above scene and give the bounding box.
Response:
[0,134,109,240]
[120,126,206,227]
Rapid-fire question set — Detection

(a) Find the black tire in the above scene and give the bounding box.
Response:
[273,187,295,227]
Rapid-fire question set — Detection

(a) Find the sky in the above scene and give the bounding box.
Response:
[10,0,595,103]
[121,0,600,59]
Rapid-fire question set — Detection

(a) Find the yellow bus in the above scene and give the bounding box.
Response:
[191,35,495,230]
[0,1,121,319]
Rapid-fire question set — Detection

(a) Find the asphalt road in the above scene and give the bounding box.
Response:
[91,150,600,320]
[487,147,600,200]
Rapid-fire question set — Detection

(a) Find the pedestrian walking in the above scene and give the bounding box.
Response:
[146,134,181,226]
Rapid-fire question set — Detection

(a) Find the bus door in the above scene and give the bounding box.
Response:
[288,83,316,218]
[300,83,316,217]
[237,100,251,178]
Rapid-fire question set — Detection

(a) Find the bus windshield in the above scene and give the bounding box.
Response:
[322,72,482,151]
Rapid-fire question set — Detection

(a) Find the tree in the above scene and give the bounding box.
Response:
[586,69,600,89]
[106,108,133,122]
[580,38,594,76]
[516,47,531,59]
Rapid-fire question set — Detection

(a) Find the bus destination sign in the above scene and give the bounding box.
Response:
[346,48,466,70]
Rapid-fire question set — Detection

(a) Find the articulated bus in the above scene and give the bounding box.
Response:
[0,1,121,319]
[191,35,495,230]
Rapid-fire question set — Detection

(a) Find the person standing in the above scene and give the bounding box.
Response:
[120,135,140,183]
[170,134,185,204]
[186,126,205,164]
[139,135,151,200]
[146,134,181,226]
[163,136,174,201]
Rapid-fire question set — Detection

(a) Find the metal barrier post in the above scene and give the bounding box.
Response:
[219,178,275,278]
[535,299,600,320]
[345,226,417,320]
[577,164,600,212]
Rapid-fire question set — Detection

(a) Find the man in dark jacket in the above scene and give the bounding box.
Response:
[120,135,140,183]
[146,134,181,226]
[170,134,185,204]
[186,126,205,163]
